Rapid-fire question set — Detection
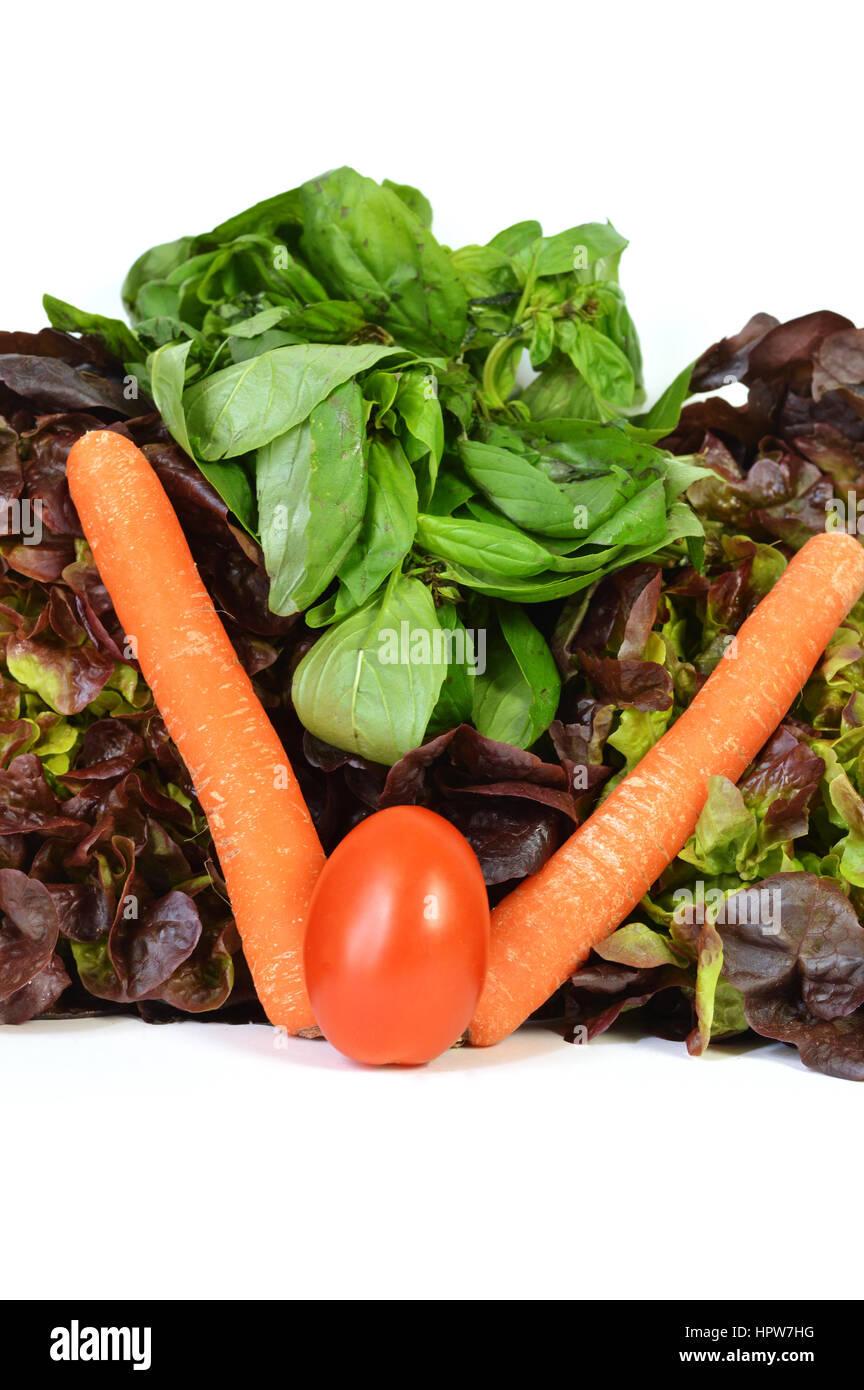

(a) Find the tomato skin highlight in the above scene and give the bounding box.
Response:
[304,806,490,1065]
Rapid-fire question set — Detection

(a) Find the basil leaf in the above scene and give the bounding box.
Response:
[283,301,367,342]
[437,363,476,429]
[574,474,668,550]
[557,318,636,413]
[459,497,620,565]
[438,562,605,602]
[426,470,475,517]
[363,369,400,423]
[135,314,202,351]
[459,439,580,538]
[382,179,434,229]
[575,493,702,563]
[135,280,184,321]
[440,498,703,601]
[339,436,418,607]
[487,220,542,259]
[661,455,713,504]
[163,249,221,288]
[535,221,628,278]
[191,235,325,310]
[426,604,476,735]
[123,236,197,320]
[150,341,196,456]
[305,583,361,629]
[150,340,257,533]
[472,604,560,749]
[519,418,672,474]
[459,485,664,572]
[450,244,518,300]
[209,187,304,241]
[184,342,400,459]
[461,433,681,556]
[292,574,446,764]
[596,284,644,393]
[632,362,694,437]
[42,295,142,365]
[300,167,467,356]
[393,369,444,505]
[223,306,289,339]
[228,329,301,362]
[257,380,367,615]
[530,310,556,368]
[663,499,706,545]
[520,361,604,420]
[193,460,258,537]
[416,513,553,577]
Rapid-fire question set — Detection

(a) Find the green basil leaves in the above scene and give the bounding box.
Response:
[46,167,705,764]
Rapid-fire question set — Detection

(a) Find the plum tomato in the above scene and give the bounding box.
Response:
[304,806,490,1065]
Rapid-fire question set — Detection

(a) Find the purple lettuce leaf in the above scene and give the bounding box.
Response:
[0,867,60,1000]
[0,954,70,1023]
[689,313,780,392]
[720,874,864,1080]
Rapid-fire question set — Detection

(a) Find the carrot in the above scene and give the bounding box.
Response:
[66,430,325,1033]
[469,530,864,1047]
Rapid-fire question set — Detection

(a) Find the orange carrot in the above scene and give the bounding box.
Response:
[67,430,325,1033]
[469,530,864,1047]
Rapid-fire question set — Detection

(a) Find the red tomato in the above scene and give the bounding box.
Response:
[304,806,490,1065]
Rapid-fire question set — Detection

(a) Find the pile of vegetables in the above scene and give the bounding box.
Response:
[4,168,864,1080]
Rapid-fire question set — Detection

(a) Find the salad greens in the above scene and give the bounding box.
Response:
[561,310,864,1080]
[46,166,702,762]
[0,346,281,1022]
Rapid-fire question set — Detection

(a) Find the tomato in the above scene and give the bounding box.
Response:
[304,806,490,1065]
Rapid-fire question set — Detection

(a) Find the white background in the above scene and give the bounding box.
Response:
[3,0,864,1303]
